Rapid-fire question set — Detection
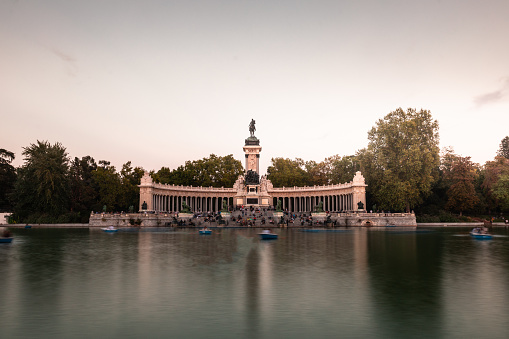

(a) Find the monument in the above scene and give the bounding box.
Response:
[131,119,372,216]
[89,119,419,227]
[233,119,272,207]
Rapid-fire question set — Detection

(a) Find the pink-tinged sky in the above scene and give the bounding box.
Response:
[1,0,508,174]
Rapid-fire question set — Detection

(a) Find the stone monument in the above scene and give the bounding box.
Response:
[234,119,271,207]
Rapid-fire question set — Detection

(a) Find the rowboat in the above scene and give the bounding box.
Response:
[470,228,492,239]
[0,237,13,243]
[102,226,118,233]
[199,228,212,235]
[259,230,278,240]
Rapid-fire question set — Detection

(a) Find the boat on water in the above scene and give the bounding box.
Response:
[199,228,212,235]
[470,227,492,239]
[101,226,119,233]
[259,229,278,240]
[1,229,13,243]
[25,225,32,229]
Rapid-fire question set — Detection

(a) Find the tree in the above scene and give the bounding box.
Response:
[497,136,509,159]
[482,157,509,213]
[267,158,309,187]
[492,174,509,212]
[153,154,243,188]
[361,108,440,212]
[0,148,16,211]
[304,160,328,186]
[13,141,70,221]
[325,155,360,184]
[119,161,144,211]
[92,161,121,212]
[445,156,480,216]
[69,156,98,220]
[153,167,172,184]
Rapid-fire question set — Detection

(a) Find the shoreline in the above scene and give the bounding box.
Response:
[4,222,508,228]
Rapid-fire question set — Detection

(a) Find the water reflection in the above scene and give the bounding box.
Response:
[1,228,509,338]
[367,230,445,338]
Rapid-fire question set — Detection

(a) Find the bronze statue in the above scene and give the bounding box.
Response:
[181,201,191,213]
[276,199,282,212]
[314,201,324,213]
[249,119,256,137]
[245,169,259,185]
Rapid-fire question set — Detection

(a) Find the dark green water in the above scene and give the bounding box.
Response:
[1,227,509,339]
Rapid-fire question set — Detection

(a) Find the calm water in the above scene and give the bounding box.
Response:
[1,227,509,339]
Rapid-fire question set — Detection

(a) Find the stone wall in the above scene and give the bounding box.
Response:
[89,212,416,227]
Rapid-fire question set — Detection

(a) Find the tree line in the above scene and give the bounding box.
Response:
[266,108,509,221]
[0,144,244,223]
[1,108,508,223]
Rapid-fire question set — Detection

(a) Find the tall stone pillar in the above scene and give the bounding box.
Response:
[139,172,154,211]
[352,171,367,211]
[243,139,262,174]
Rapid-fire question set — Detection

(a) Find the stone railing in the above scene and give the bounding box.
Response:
[151,183,237,192]
[269,183,352,192]
[331,212,415,217]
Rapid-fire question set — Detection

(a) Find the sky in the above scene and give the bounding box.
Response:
[1,0,509,175]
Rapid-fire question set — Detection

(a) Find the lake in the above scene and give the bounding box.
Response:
[1,227,509,338]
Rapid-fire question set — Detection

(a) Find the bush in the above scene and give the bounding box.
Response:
[416,214,440,223]
[438,210,459,222]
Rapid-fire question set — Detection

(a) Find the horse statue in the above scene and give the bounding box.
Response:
[249,119,256,137]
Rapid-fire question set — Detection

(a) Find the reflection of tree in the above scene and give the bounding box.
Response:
[367,232,443,337]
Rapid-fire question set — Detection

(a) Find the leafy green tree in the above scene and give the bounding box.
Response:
[361,108,440,212]
[414,147,458,216]
[69,156,98,218]
[211,154,244,187]
[326,155,360,184]
[13,141,70,221]
[482,157,509,213]
[153,166,172,184]
[119,161,144,211]
[492,174,509,212]
[92,161,121,212]
[304,160,328,186]
[445,156,480,216]
[191,154,243,187]
[267,158,309,187]
[497,136,509,159]
[153,154,243,188]
[0,148,16,211]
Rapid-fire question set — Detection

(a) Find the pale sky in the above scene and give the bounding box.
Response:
[2,0,508,175]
